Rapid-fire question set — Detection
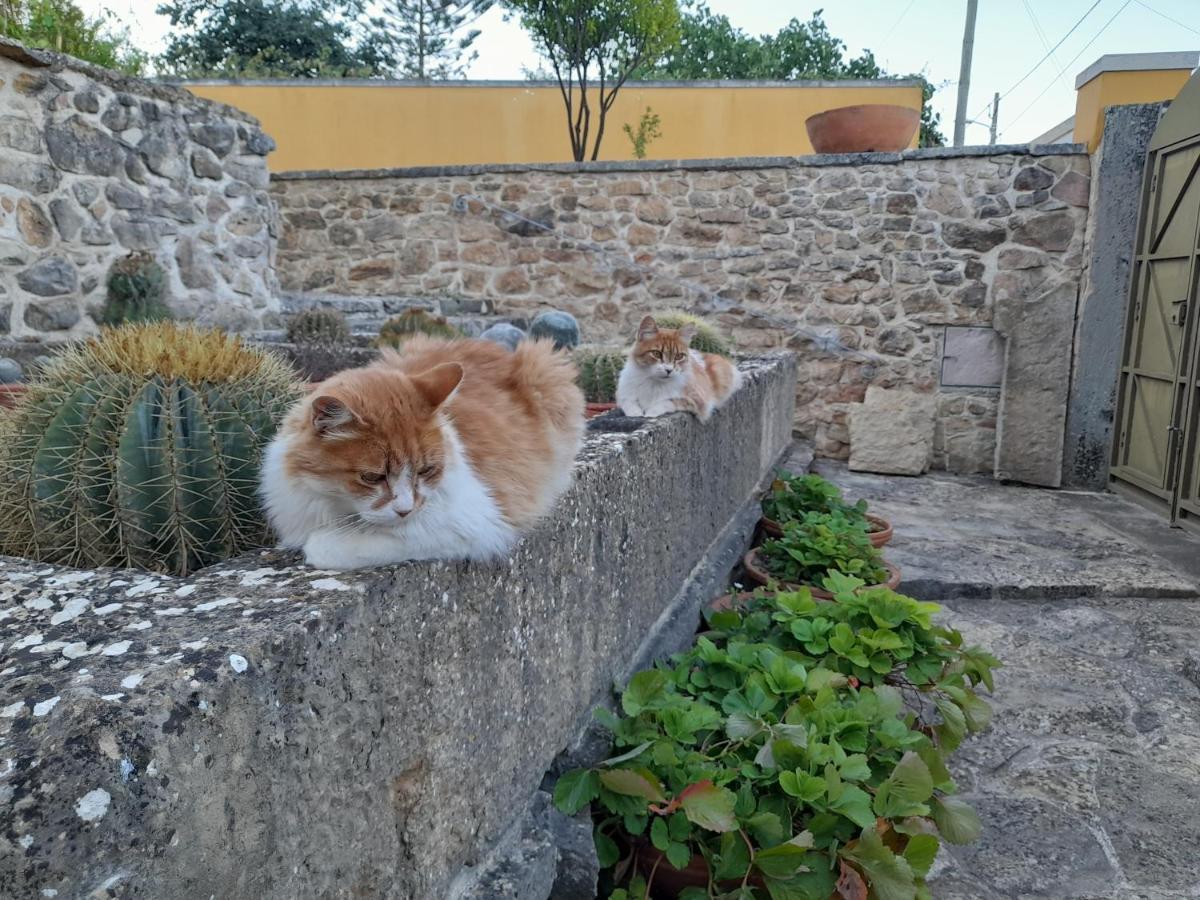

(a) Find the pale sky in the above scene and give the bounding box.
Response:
[86,0,1200,143]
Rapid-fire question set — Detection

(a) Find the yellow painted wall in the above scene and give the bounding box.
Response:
[185,81,923,172]
[1074,68,1194,150]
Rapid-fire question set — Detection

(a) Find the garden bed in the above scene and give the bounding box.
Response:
[0,354,796,899]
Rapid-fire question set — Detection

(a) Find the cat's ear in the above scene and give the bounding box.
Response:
[678,324,697,344]
[637,315,658,341]
[311,395,358,435]
[411,362,463,409]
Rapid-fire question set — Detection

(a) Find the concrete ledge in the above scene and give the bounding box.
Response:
[177,76,925,90]
[0,354,796,900]
[269,144,1088,181]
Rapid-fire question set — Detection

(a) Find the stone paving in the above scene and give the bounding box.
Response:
[804,455,1200,898]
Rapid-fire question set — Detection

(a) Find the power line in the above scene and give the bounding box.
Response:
[967,0,1105,126]
[879,0,919,50]
[1022,0,1069,87]
[1001,0,1133,138]
[1133,0,1200,37]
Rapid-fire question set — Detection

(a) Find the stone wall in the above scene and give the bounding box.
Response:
[0,355,796,900]
[272,146,1090,470]
[0,39,278,340]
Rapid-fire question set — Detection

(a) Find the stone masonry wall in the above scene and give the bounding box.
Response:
[0,40,278,340]
[272,146,1090,466]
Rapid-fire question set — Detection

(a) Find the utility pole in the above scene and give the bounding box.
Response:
[953,0,979,147]
[988,92,999,145]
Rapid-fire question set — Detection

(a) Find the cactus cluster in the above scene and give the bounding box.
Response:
[100,252,171,326]
[286,307,350,345]
[374,308,461,349]
[653,311,733,357]
[0,323,302,576]
[573,347,627,404]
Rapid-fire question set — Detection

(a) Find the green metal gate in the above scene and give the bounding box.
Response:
[1112,69,1200,529]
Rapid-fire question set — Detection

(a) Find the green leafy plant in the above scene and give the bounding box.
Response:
[554,581,997,897]
[653,310,732,357]
[373,308,461,349]
[286,307,351,346]
[763,471,872,531]
[100,252,171,327]
[759,510,886,589]
[623,105,662,159]
[0,323,301,576]
[573,346,626,404]
[2,0,148,73]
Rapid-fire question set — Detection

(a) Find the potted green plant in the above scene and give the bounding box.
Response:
[554,581,997,898]
[762,473,893,548]
[745,510,900,599]
[574,347,626,418]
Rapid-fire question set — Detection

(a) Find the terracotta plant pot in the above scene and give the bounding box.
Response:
[805,104,920,154]
[585,401,617,419]
[0,384,28,409]
[759,513,893,549]
[742,547,901,600]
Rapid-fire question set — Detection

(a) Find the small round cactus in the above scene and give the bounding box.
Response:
[286,308,350,346]
[479,322,526,351]
[0,323,302,576]
[530,310,580,350]
[573,347,627,404]
[100,252,171,326]
[653,311,732,356]
[374,308,461,349]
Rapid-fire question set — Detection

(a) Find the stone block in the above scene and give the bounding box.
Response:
[941,326,1005,388]
[849,385,936,475]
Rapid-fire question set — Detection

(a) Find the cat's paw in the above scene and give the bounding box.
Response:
[302,534,351,570]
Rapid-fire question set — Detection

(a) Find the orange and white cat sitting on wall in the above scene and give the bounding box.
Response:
[617,315,741,421]
[260,336,584,570]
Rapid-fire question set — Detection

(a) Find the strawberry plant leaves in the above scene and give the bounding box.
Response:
[727,711,764,740]
[839,754,872,782]
[836,860,868,900]
[841,827,917,900]
[668,812,692,842]
[713,831,751,880]
[746,811,784,848]
[665,840,692,870]
[552,769,599,815]
[594,830,620,867]
[830,785,876,829]
[600,741,654,767]
[679,780,738,833]
[902,833,939,878]
[651,816,670,851]
[931,796,982,844]
[755,842,810,878]
[621,669,670,716]
[599,767,666,804]
[960,690,993,732]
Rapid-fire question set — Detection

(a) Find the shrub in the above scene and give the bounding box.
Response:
[100,252,171,326]
[574,347,627,404]
[554,580,997,897]
[373,308,461,349]
[763,472,871,531]
[759,510,886,588]
[654,310,733,357]
[0,323,302,576]
[286,307,350,345]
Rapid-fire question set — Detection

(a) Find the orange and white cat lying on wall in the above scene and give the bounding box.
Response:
[260,337,584,570]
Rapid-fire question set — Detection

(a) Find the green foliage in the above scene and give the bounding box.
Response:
[1,0,147,72]
[503,0,681,161]
[552,580,997,896]
[0,323,302,576]
[760,510,886,589]
[381,0,492,79]
[573,347,625,403]
[285,308,351,346]
[652,310,732,356]
[639,3,945,147]
[763,471,869,529]
[100,253,171,327]
[156,0,392,78]
[373,308,461,349]
[622,105,662,159]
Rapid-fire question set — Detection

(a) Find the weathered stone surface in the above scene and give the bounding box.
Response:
[529,309,580,350]
[941,220,1006,251]
[190,147,223,180]
[1013,165,1054,191]
[994,281,1078,487]
[16,256,76,296]
[44,115,124,175]
[0,356,22,382]
[0,306,11,335]
[1051,170,1090,207]
[0,113,41,153]
[0,353,796,900]
[105,181,144,210]
[16,197,53,247]
[175,236,216,289]
[49,197,84,241]
[245,127,276,155]
[1012,211,1076,252]
[72,90,100,113]
[190,120,236,156]
[479,321,526,350]
[941,326,1004,388]
[849,385,936,475]
[23,296,81,330]
[0,154,59,193]
[138,119,191,180]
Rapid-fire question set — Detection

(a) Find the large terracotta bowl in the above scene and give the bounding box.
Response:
[805,104,920,154]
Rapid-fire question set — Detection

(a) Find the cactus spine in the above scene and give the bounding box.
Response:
[286,307,351,345]
[374,308,461,349]
[0,324,302,576]
[573,347,627,403]
[100,252,171,326]
[653,311,733,356]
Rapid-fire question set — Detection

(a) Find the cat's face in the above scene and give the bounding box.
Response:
[632,315,694,381]
[286,363,462,528]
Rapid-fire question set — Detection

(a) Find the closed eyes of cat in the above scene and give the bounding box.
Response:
[358,466,439,485]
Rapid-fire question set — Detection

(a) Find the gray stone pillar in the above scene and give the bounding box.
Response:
[1062,103,1165,489]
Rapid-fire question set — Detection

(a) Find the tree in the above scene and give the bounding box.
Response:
[1,0,147,73]
[504,0,681,161]
[642,3,945,147]
[381,0,492,79]
[156,0,393,78]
